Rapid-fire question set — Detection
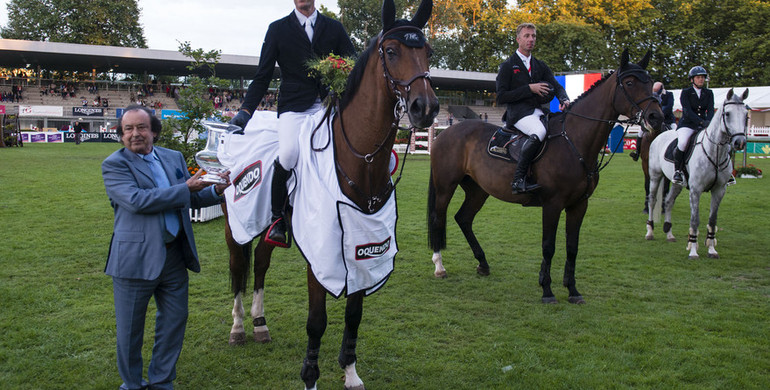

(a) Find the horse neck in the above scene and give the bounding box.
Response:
[698,110,727,157]
[564,74,620,161]
[333,55,398,209]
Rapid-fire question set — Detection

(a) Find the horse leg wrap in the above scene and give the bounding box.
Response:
[663,222,672,233]
[301,348,320,386]
[253,317,266,327]
[687,228,698,251]
[338,338,358,369]
[646,220,654,230]
[705,225,717,247]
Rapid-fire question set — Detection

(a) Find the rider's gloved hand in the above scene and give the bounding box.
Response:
[230,110,252,130]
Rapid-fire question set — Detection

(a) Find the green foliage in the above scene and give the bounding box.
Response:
[1,144,769,388]
[1,0,146,47]
[336,0,770,87]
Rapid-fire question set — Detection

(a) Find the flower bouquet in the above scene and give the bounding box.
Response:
[307,54,356,103]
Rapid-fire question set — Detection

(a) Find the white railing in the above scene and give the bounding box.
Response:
[189,204,224,222]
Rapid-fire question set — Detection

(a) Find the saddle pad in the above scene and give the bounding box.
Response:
[663,138,695,164]
[219,111,295,245]
[292,109,397,298]
[487,127,524,162]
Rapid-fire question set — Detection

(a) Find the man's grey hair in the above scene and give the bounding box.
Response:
[516,23,537,37]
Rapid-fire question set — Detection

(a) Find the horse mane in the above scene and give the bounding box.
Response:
[339,35,379,112]
[569,62,647,108]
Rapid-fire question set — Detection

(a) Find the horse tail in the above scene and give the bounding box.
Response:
[427,170,446,252]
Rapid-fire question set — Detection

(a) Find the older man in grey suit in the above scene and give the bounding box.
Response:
[102,105,229,389]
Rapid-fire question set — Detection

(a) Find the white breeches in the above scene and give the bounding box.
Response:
[676,126,695,151]
[277,102,323,170]
[513,108,546,140]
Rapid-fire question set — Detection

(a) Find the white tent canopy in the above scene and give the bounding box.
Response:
[671,86,770,112]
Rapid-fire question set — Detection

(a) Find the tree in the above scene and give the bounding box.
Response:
[1,0,146,47]
[155,43,229,168]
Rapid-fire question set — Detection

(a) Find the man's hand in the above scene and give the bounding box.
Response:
[213,171,231,196]
[529,82,552,97]
[559,100,571,111]
[186,169,210,193]
[230,110,251,129]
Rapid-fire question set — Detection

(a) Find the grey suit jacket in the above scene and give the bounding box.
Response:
[102,146,223,280]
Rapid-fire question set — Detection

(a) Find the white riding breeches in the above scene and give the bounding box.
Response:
[277,102,323,170]
[513,109,546,140]
[676,126,695,151]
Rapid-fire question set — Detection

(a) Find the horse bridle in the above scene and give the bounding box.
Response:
[708,100,748,146]
[335,25,432,213]
[697,100,749,179]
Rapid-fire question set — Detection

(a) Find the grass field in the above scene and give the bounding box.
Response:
[0,143,768,389]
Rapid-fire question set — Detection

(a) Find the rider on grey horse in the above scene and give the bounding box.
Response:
[673,66,714,185]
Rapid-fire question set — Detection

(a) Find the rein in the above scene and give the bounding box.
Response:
[332,25,432,213]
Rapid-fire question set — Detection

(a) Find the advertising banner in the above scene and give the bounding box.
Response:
[161,109,184,119]
[29,133,47,142]
[19,105,64,117]
[46,133,64,143]
[20,132,30,143]
[101,132,121,143]
[73,107,105,116]
[0,105,5,114]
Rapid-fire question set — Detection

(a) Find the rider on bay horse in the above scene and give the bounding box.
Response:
[673,66,714,185]
[496,23,570,194]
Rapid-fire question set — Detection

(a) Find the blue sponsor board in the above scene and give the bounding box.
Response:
[161,109,184,119]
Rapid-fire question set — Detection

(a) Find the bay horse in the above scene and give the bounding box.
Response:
[428,49,663,304]
[645,88,748,259]
[638,125,670,213]
[298,1,437,389]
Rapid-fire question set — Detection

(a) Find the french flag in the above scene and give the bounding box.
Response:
[549,73,603,113]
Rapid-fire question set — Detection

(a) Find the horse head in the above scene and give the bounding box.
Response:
[378,0,439,128]
[719,88,749,151]
[616,49,664,133]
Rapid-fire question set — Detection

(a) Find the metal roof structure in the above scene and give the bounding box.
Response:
[0,38,497,90]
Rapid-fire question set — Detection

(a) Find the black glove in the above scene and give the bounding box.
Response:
[230,110,252,130]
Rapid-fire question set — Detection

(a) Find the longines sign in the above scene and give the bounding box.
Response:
[72,107,105,116]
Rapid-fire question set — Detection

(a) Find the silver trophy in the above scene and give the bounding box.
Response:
[194,121,239,183]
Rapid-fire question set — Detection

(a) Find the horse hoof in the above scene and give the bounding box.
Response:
[645,234,654,241]
[568,296,586,304]
[476,265,490,276]
[345,385,365,390]
[667,237,677,243]
[229,332,247,346]
[541,296,558,304]
[688,255,699,260]
[708,253,720,259]
[253,329,272,343]
[434,270,447,279]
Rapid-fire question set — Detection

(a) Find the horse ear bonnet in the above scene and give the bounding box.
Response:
[380,0,431,48]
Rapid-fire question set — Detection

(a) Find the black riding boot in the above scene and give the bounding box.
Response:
[511,135,542,194]
[629,133,643,161]
[266,159,292,248]
[672,148,685,185]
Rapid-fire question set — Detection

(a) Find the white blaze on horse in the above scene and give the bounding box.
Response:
[645,88,748,259]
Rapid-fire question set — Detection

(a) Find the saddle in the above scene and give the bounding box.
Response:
[487,115,552,163]
[663,130,700,183]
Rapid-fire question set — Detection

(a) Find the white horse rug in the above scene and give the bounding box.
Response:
[221,110,398,298]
